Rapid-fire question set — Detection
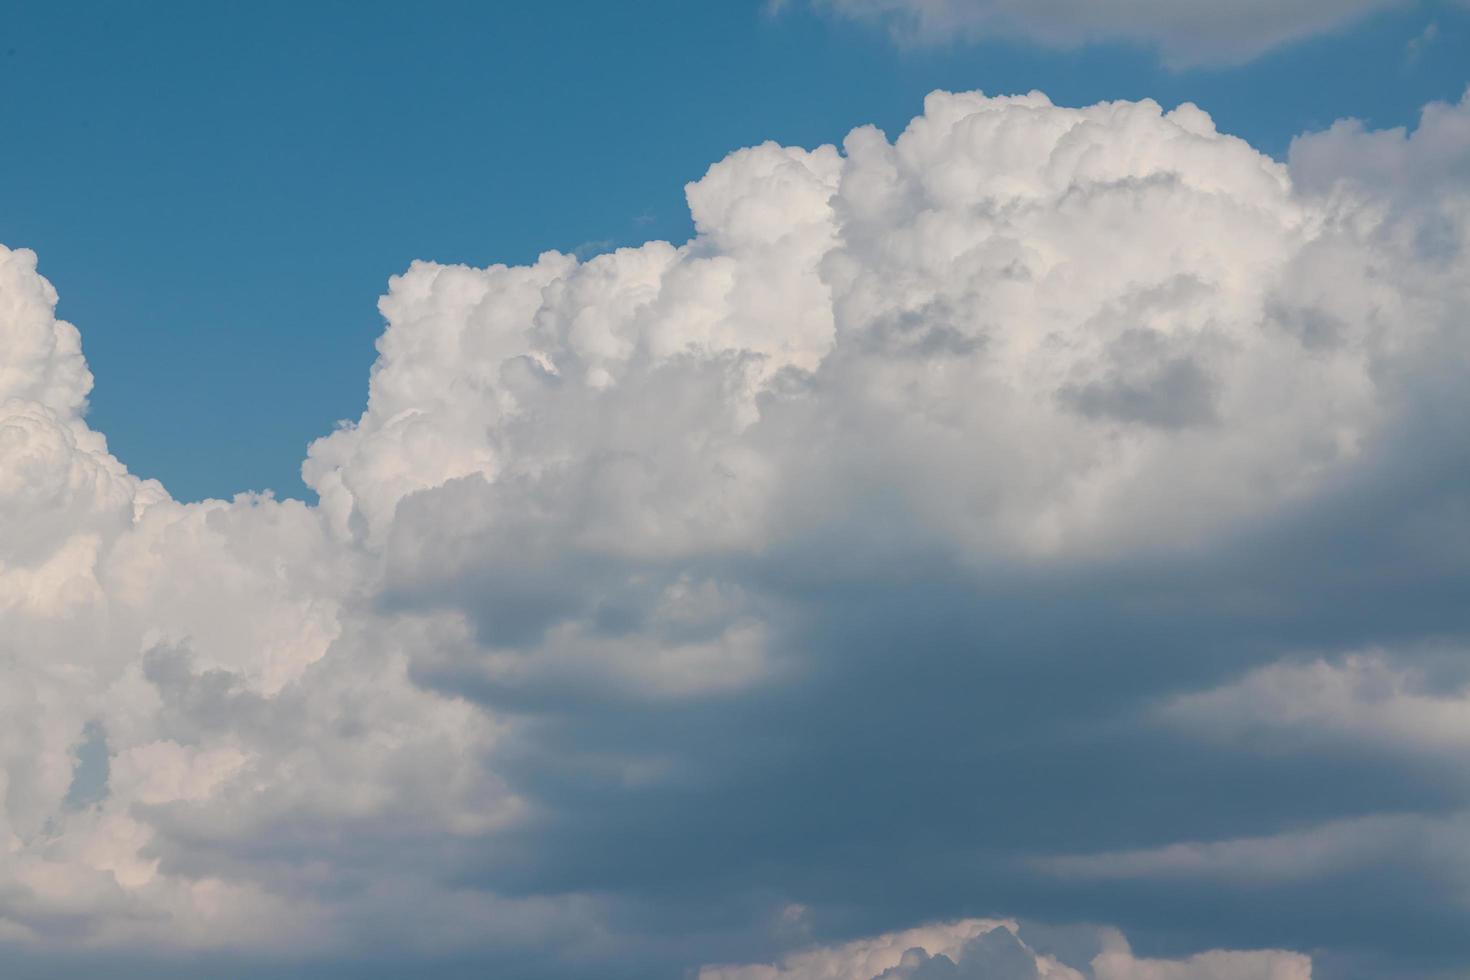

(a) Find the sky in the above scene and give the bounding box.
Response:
[3,2,1470,979]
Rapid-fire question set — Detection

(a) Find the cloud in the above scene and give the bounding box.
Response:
[1405,21,1440,62]
[696,918,1062,980]
[0,245,92,417]
[793,0,1405,68]
[1158,648,1470,757]
[698,919,1308,980]
[1037,813,1440,884]
[311,92,1390,569]
[1092,934,1311,980]
[1288,88,1470,198]
[2,87,1470,977]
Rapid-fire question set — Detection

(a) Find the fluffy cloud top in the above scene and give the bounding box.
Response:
[1289,87,1470,196]
[2,87,1469,977]
[699,919,1309,980]
[798,0,1403,67]
[306,92,1388,567]
[0,245,92,417]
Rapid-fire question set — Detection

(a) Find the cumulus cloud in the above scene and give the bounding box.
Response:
[309,92,1392,570]
[696,918,1065,980]
[794,0,1403,67]
[2,87,1470,977]
[0,246,93,416]
[698,919,1308,980]
[1288,87,1470,197]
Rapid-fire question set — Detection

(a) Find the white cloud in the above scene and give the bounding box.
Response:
[1288,88,1470,197]
[796,0,1403,67]
[696,918,1041,980]
[306,91,1407,570]
[698,919,1308,980]
[0,246,93,417]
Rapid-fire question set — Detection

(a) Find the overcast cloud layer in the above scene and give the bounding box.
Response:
[3,87,1470,978]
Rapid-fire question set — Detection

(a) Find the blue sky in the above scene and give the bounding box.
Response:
[2,0,1466,500]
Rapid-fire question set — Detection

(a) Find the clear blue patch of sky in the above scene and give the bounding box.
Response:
[1,0,1466,501]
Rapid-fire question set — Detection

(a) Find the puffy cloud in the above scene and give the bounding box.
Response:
[699,919,1308,980]
[308,91,1395,570]
[795,0,1402,67]
[0,401,138,568]
[3,87,1470,978]
[0,245,92,417]
[696,918,1054,980]
[1288,88,1470,198]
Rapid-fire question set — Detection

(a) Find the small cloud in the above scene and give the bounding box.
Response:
[1406,20,1439,63]
[572,238,615,260]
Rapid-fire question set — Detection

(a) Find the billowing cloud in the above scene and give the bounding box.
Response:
[0,246,93,416]
[696,918,1076,980]
[698,919,1309,980]
[2,87,1470,977]
[1289,88,1470,197]
[794,0,1405,67]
